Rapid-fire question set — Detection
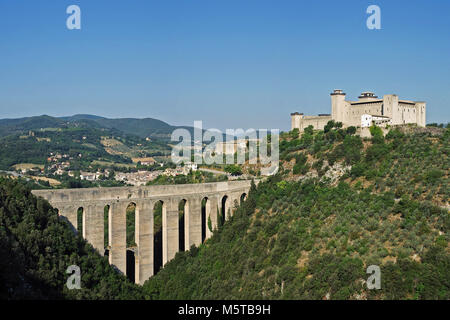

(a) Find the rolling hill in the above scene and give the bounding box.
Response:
[0,114,196,140]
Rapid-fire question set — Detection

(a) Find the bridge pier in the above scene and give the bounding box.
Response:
[84,203,105,254]
[230,193,241,216]
[58,205,78,233]
[185,197,202,249]
[163,199,179,266]
[135,200,153,285]
[109,202,127,275]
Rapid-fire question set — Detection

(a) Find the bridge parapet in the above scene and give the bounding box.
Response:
[32,180,252,204]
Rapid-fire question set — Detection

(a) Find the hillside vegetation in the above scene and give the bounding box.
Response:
[0,178,143,299]
[1,124,448,300]
[0,114,194,140]
[0,126,170,171]
[143,125,449,300]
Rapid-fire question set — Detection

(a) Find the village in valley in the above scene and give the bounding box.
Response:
[6,131,257,188]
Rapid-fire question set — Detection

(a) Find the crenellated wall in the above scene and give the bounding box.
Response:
[32,180,253,284]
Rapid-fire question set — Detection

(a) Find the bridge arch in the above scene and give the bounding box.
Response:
[126,202,137,283]
[178,199,188,251]
[153,200,165,275]
[201,197,210,243]
[76,207,84,237]
[104,204,111,257]
[220,195,229,225]
[240,193,247,205]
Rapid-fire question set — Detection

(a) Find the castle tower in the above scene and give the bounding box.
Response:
[290,112,303,131]
[415,102,426,127]
[383,94,400,125]
[330,89,346,124]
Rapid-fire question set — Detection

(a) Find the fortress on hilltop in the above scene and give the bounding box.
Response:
[291,90,426,132]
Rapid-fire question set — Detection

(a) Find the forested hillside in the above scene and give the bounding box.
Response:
[0,114,195,140]
[1,124,448,300]
[0,126,170,171]
[143,125,449,300]
[0,178,143,299]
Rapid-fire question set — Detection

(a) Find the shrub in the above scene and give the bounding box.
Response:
[424,169,444,184]
[346,126,357,135]
[350,162,366,177]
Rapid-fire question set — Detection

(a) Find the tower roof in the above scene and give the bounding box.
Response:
[330,89,346,96]
[358,91,378,99]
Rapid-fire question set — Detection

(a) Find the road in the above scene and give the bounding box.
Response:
[0,170,31,181]
[198,167,229,176]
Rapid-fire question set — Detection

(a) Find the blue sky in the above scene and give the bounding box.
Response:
[0,0,449,131]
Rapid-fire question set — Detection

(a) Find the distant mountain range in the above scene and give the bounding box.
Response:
[0,114,196,140]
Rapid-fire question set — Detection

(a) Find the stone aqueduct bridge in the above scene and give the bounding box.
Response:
[32,180,252,284]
